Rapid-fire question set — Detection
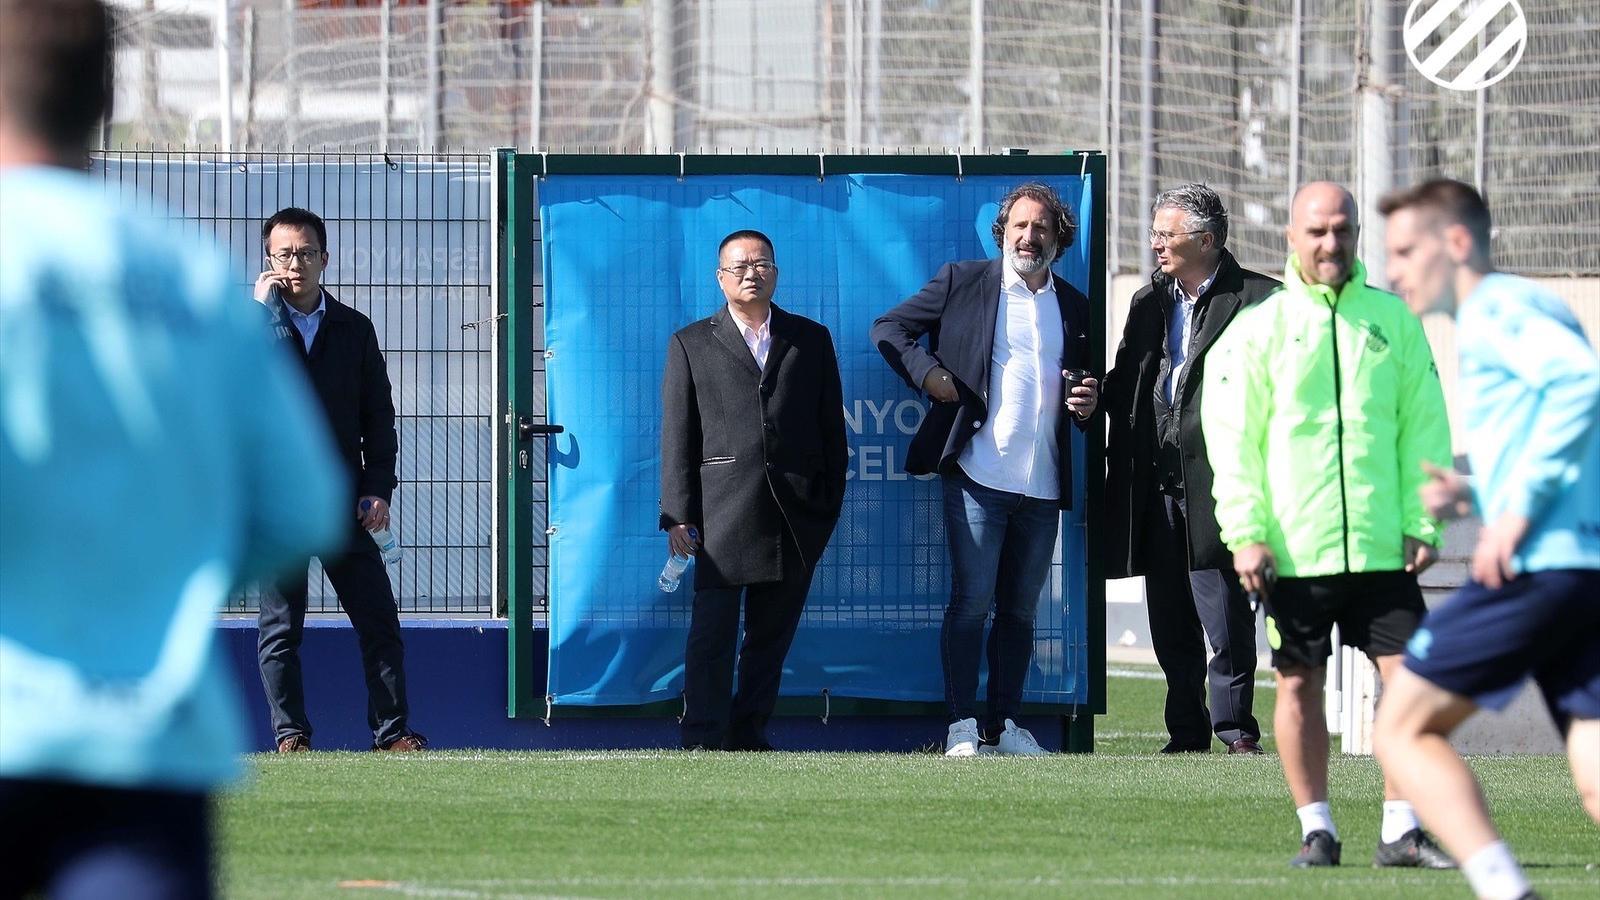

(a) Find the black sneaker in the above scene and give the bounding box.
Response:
[1291,830,1342,868]
[1373,829,1457,869]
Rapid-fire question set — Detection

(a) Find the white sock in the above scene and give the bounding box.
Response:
[1381,800,1421,843]
[1461,841,1530,900]
[1296,801,1337,840]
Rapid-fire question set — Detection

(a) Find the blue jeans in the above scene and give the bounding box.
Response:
[941,469,1061,734]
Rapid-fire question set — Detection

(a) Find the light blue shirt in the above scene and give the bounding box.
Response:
[285,290,327,352]
[1165,265,1218,404]
[0,166,348,790]
[1458,272,1600,574]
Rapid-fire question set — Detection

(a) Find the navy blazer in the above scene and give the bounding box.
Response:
[870,258,1093,510]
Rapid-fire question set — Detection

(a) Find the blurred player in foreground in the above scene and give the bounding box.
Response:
[1375,178,1600,900]
[0,0,346,895]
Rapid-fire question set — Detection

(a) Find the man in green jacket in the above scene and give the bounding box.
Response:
[1201,182,1455,869]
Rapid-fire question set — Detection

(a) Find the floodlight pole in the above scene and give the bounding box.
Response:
[1357,0,1400,283]
[1108,0,1122,279]
[967,0,984,149]
[648,0,675,152]
[529,1,544,150]
[1288,0,1303,206]
[425,0,443,150]
[380,0,392,150]
[283,0,299,148]
[1137,0,1158,237]
[216,0,235,151]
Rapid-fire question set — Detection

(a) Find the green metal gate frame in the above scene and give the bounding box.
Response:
[495,151,1109,750]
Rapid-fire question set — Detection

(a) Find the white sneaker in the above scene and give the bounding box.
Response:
[992,719,1047,756]
[944,718,981,757]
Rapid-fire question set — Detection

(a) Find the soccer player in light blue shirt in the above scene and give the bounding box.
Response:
[0,0,346,894]
[1375,179,1600,900]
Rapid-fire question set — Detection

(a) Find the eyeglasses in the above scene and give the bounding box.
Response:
[1147,228,1206,245]
[267,249,322,266]
[718,261,776,279]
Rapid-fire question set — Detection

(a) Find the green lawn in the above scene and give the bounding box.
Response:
[219,668,1598,898]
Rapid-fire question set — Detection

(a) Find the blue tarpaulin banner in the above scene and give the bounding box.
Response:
[543,172,1094,708]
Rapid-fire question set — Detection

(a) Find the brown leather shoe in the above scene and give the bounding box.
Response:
[375,733,428,752]
[276,734,311,753]
[1227,738,1265,755]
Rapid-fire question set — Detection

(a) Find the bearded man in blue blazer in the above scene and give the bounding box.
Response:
[872,183,1099,757]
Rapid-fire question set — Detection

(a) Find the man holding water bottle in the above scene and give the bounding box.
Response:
[253,207,426,753]
[659,229,848,751]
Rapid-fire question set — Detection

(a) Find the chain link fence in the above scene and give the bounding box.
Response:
[108,0,1597,278]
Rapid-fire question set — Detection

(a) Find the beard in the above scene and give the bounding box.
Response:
[1006,246,1052,276]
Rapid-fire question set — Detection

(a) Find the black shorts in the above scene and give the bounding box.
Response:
[0,778,213,900]
[1404,569,1600,731]
[1262,570,1426,670]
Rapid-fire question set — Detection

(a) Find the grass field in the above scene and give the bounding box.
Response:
[220,667,1598,898]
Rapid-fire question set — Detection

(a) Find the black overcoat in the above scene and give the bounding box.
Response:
[869,258,1093,510]
[267,289,399,507]
[1100,250,1278,576]
[658,304,848,589]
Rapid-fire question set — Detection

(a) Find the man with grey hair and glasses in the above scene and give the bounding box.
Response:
[1101,183,1279,754]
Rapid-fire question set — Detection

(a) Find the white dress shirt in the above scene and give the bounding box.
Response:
[1165,265,1218,404]
[728,304,772,370]
[958,264,1065,500]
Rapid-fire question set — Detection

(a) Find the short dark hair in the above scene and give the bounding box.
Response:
[262,207,329,251]
[718,229,775,261]
[991,182,1077,260]
[0,0,112,152]
[1378,179,1492,254]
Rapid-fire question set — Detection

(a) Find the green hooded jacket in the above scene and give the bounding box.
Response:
[1199,256,1452,578]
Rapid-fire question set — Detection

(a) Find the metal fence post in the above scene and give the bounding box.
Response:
[500,150,540,717]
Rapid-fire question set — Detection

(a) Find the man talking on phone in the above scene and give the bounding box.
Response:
[253,207,426,753]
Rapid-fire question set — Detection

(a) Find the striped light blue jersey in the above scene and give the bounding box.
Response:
[1458,272,1600,575]
[0,166,347,790]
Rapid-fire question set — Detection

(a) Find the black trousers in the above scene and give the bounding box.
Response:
[256,529,411,747]
[0,779,212,900]
[1143,492,1261,747]
[681,534,814,750]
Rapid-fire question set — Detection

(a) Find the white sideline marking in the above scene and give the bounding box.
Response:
[347,871,1600,897]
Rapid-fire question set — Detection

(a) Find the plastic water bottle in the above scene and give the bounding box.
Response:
[658,527,699,593]
[361,499,403,566]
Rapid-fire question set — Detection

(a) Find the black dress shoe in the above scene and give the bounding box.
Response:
[1160,740,1210,754]
[1373,829,1457,869]
[1291,830,1342,868]
[1227,738,1265,755]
